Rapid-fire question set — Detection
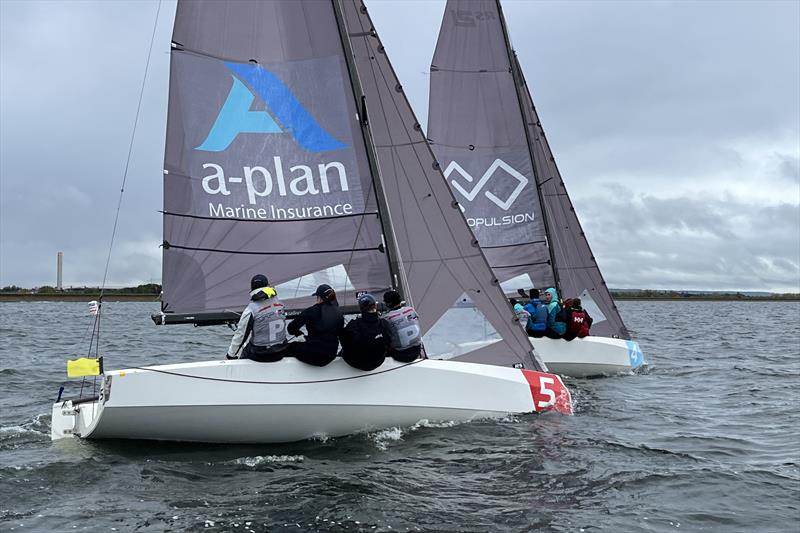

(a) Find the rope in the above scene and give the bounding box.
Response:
[124,358,424,385]
[79,1,162,400]
[98,0,162,299]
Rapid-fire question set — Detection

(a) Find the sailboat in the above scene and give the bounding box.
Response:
[427,0,646,377]
[51,0,573,444]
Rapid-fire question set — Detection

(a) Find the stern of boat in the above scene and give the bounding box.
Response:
[50,377,110,441]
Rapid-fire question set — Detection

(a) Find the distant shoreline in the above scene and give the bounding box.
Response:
[1,293,797,303]
[0,294,159,302]
[611,295,799,301]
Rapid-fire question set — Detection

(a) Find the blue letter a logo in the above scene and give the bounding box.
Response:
[196,63,346,153]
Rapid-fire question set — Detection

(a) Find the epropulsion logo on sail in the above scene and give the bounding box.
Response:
[444,159,534,228]
[196,63,345,153]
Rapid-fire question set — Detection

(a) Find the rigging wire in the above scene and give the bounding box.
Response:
[80,0,163,397]
[98,0,163,301]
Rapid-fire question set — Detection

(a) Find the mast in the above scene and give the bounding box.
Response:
[330,0,407,302]
[495,0,562,295]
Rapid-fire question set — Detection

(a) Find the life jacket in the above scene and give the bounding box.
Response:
[384,305,422,350]
[568,309,590,338]
[247,287,286,348]
[513,303,530,330]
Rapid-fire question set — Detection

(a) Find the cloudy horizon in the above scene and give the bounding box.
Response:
[1,0,798,293]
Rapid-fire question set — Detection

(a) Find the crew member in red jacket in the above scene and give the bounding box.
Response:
[563,298,593,341]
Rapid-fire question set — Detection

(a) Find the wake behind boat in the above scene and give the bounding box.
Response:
[52,0,574,444]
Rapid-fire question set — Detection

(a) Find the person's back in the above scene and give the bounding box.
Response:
[523,289,547,337]
[227,274,287,362]
[513,302,530,331]
[563,298,592,341]
[286,284,344,366]
[340,294,391,371]
[382,290,423,362]
[543,288,567,338]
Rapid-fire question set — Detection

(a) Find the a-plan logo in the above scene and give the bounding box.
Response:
[196,62,346,153]
[444,159,528,211]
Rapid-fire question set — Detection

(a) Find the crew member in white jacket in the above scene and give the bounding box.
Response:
[226,274,288,362]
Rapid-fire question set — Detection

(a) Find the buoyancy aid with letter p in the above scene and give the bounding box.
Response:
[384,305,422,350]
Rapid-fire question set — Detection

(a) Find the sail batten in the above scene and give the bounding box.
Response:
[429,0,629,339]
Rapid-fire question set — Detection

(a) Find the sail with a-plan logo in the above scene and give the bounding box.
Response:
[162,1,391,316]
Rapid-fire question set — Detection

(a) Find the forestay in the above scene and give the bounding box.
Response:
[429,0,629,339]
[340,0,545,370]
[162,0,392,315]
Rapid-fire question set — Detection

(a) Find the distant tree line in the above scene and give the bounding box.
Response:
[1,284,162,295]
[609,289,799,300]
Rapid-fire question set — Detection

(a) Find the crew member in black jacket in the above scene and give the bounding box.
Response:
[339,293,392,371]
[286,284,344,367]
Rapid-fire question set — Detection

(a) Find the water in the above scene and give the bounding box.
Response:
[1,300,798,532]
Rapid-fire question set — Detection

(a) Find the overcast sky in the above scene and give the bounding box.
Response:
[1,0,798,292]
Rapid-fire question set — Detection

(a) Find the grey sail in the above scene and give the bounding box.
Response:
[427,0,555,292]
[162,0,392,315]
[429,0,629,339]
[339,0,544,370]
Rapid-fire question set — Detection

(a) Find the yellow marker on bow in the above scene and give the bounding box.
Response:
[66,357,103,378]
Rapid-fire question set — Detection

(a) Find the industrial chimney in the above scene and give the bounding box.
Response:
[57,251,63,291]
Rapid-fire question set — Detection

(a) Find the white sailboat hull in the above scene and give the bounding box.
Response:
[446,336,647,378]
[51,358,571,444]
[533,336,646,378]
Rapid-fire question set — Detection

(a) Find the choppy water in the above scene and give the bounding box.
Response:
[1,300,798,532]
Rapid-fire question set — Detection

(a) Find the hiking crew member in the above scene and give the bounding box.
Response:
[340,293,392,371]
[512,300,530,331]
[523,289,547,337]
[226,274,287,362]
[382,290,423,362]
[563,298,593,341]
[543,287,567,339]
[286,284,344,367]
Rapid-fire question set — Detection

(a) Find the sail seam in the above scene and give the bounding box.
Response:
[161,210,379,223]
[163,243,382,256]
[492,261,550,269]
[482,240,547,250]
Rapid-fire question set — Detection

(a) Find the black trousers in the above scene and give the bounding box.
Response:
[341,349,385,371]
[286,341,337,367]
[243,343,287,363]
[388,345,421,363]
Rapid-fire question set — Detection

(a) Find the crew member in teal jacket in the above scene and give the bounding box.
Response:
[543,288,567,338]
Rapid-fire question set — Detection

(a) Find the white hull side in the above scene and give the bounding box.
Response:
[51,359,570,443]
[532,336,647,378]
[446,336,646,378]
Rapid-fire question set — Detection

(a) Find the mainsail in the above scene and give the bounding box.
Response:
[162,0,393,316]
[159,0,544,371]
[428,0,629,339]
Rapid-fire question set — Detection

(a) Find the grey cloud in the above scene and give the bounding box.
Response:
[778,155,800,184]
[576,188,800,291]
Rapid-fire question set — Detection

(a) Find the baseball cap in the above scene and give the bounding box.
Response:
[358,293,376,311]
[313,284,334,298]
